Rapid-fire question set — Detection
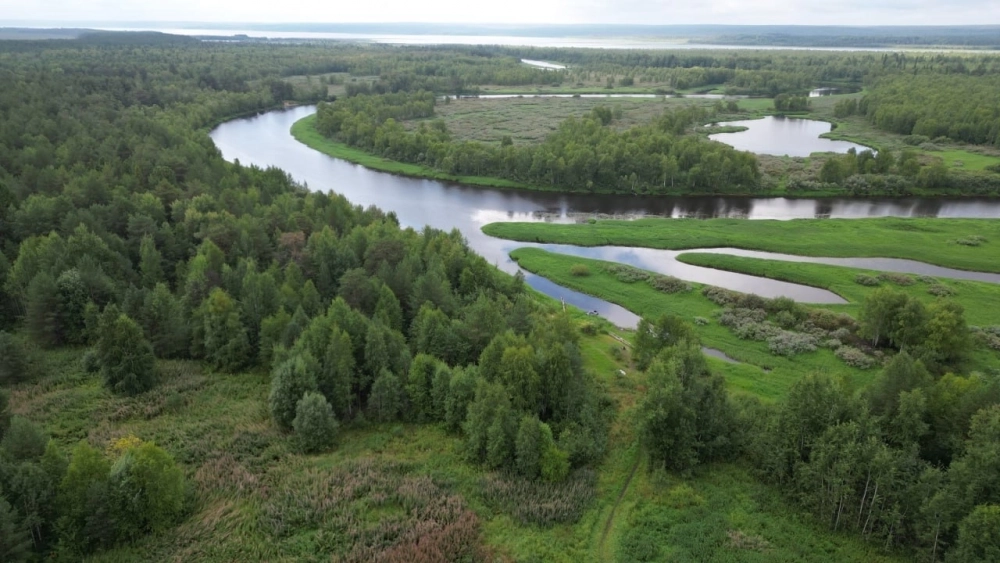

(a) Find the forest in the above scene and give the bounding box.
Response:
[298,46,1000,196]
[1,33,1000,561]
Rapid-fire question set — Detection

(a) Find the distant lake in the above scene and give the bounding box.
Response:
[521,59,566,70]
[709,116,871,157]
[97,27,944,51]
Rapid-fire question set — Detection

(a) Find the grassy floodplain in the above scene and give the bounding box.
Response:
[509,247,870,399]
[483,217,1000,273]
[7,319,900,562]
[676,252,1000,327]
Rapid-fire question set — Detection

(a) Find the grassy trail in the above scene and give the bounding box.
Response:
[599,451,642,561]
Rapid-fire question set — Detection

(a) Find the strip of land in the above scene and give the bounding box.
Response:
[484,217,1000,273]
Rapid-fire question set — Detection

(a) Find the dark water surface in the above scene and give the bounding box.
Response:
[210,106,1000,327]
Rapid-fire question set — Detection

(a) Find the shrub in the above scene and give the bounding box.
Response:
[694,316,710,326]
[719,308,779,341]
[917,275,938,284]
[831,327,854,341]
[955,235,988,246]
[569,264,590,277]
[835,346,876,369]
[855,274,881,286]
[579,322,598,336]
[1,416,47,461]
[808,309,858,332]
[108,440,186,541]
[928,284,956,297]
[878,272,915,286]
[82,348,100,373]
[648,274,691,294]
[775,310,798,329]
[822,338,842,349]
[602,264,649,283]
[767,331,818,356]
[293,392,339,453]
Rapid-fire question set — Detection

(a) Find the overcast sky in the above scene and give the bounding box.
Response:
[3,0,999,26]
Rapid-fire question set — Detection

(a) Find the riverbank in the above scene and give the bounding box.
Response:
[508,247,867,398]
[483,217,1000,273]
[291,114,535,190]
[290,112,869,198]
[676,252,1000,327]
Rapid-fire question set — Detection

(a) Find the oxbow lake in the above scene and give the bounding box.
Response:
[709,116,872,157]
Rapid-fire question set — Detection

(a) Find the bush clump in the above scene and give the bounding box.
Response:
[603,264,649,283]
[720,308,781,341]
[570,264,590,277]
[928,284,956,297]
[703,287,769,310]
[878,272,915,286]
[767,331,818,356]
[648,274,691,294]
[855,274,881,287]
[694,316,710,326]
[835,346,876,369]
[293,392,339,453]
[955,235,988,246]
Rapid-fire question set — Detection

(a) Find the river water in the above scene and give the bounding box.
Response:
[210,106,1000,327]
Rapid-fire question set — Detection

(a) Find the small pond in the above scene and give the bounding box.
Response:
[709,115,871,157]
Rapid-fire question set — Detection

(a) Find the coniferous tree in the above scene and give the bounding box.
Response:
[96,307,156,396]
[201,288,251,373]
[25,272,60,348]
[138,235,163,289]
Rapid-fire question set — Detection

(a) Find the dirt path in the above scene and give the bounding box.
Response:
[598,453,641,560]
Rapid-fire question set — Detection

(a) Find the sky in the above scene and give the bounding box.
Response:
[2,0,1000,27]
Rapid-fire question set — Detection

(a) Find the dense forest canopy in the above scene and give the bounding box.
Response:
[0,34,999,561]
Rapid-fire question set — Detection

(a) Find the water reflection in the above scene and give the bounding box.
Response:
[210,106,1000,327]
[709,115,871,157]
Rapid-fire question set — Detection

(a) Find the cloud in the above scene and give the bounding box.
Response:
[3,0,1000,26]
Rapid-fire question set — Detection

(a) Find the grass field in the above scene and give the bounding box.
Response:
[7,314,906,562]
[415,97,680,145]
[676,252,1000,327]
[483,217,1000,273]
[509,247,872,399]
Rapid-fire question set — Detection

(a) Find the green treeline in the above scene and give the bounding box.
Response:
[316,92,761,194]
[474,47,1000,96]
[635,309,1000,561]
[861,74,1000,146]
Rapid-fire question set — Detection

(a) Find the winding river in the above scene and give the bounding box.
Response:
[210,106,1000,328]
